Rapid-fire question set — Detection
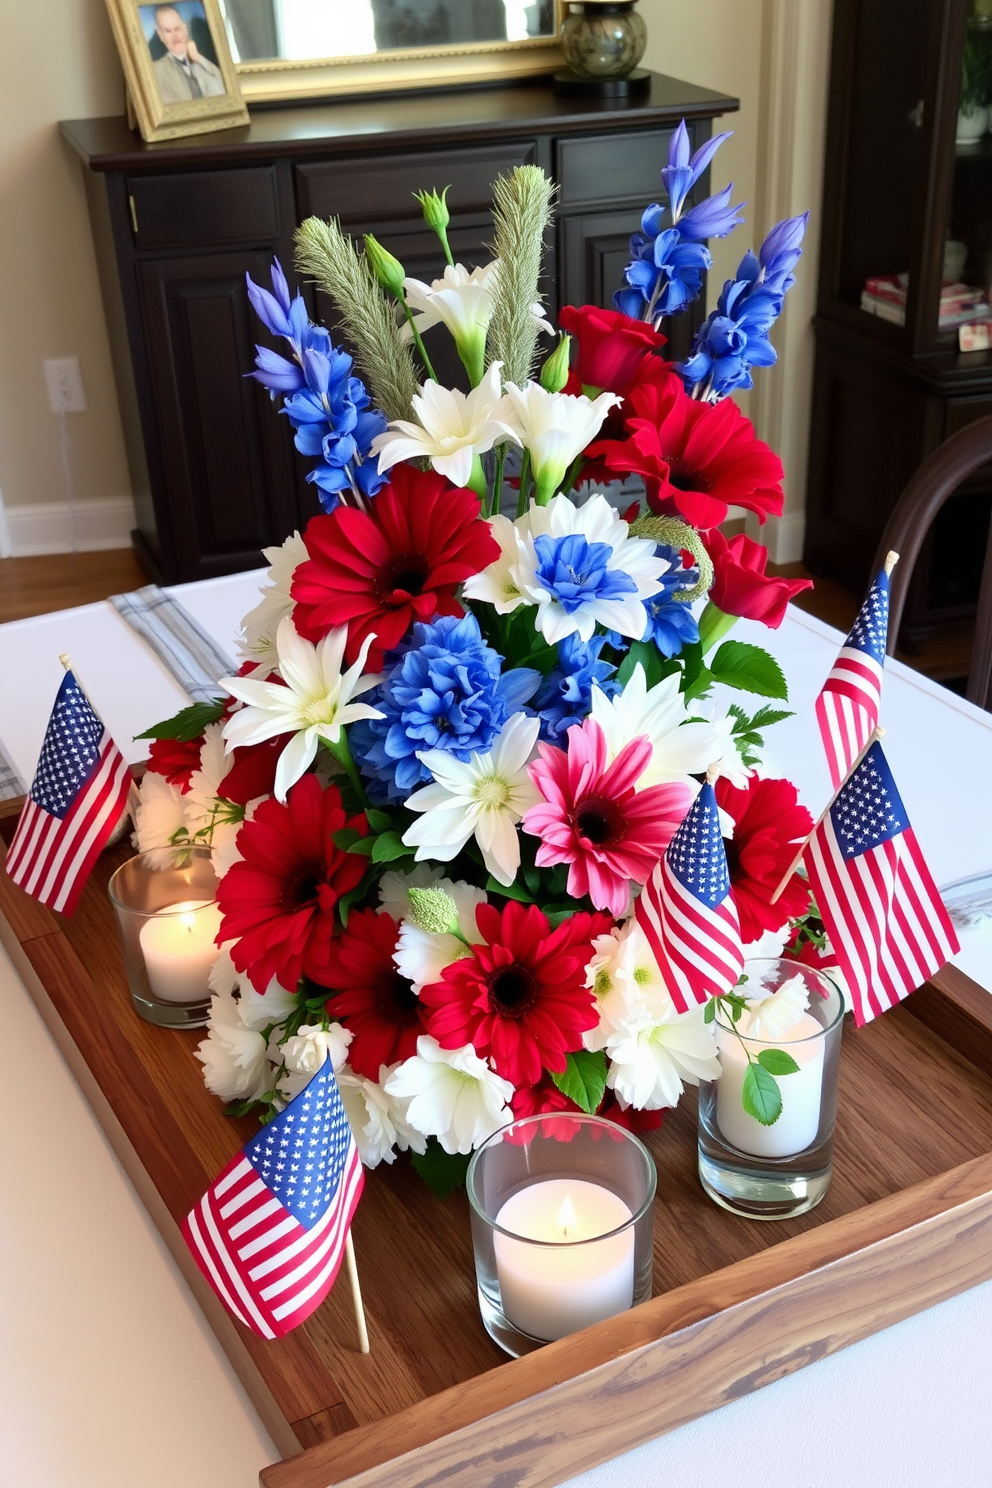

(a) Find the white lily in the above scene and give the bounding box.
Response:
[385,1037,514,1155]
[220,617,383,802]
[401,261,550,382]
[502,382,621,502]
[237,530,308,676]
[402,711,541,886]
[590,666,724,789]
[370,363,519,489]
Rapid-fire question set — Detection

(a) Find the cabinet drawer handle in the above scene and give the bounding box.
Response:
[128,194,139,237]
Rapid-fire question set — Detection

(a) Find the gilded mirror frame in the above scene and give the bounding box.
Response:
[225,0,565,103]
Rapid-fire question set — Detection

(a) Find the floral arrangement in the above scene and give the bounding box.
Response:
[133,123,831,1193]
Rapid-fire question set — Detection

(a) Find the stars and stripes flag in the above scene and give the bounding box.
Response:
[183,1057,363,1339]
[5,671,131,915]
[635,781,744,1013]
[803,739,958,1027]
[815,561,892,789]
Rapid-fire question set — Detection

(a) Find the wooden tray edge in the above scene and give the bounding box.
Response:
[263,1158,992,1488]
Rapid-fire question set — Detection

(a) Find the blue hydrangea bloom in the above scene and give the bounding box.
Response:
[642,544,700,658]
[352,614,540,803]
[535,634,620,744]
[246,259,388,512]
[679,214,807,399]
[532,534,637,616]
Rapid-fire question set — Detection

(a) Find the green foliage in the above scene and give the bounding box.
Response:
[294,216,419,422]
[486,166,557,385]
[411,1139,472,1198]
[135,698,226,742]
[710,641,789,700]
[742,1063,783,1125]
[616,640,680,690]
[371,831,414,864]
[485,874,532,902]
[551,1050,608,1115]
[756,1048,801,1076]
[727,702,795,765]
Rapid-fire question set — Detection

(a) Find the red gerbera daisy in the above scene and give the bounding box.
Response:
[321,909,425,1079]
[587,365,784,530]
[216,774,367,991]
[522,719,692,916]
[715,775,813,941]
[418,903,609,1088]
[290,463,500,669]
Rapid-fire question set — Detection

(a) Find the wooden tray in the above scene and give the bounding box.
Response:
[4,812,992,1488]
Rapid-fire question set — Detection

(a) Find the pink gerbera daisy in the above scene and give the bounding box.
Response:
[522,718,691,916]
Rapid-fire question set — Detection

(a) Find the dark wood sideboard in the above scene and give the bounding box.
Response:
[62,73,738,585]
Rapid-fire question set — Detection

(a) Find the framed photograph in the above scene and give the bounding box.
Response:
[104,0,249,142]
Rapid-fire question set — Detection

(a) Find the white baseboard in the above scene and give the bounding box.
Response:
[2,497,136,557]
[767,511,806,566]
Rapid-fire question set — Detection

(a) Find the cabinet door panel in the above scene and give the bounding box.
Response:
[128,168,280,251]
[556,128,674,207]
[295,142,536,223]
[138,252,298,580]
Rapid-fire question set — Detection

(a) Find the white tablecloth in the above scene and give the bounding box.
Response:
[1,576,992,1488]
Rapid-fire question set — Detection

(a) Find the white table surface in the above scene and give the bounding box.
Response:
[2,576,992,1488]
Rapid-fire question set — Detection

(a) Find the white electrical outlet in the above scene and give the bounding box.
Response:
[43,357,87,414]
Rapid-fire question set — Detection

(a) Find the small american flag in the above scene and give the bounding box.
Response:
[815,563,890,789]
[5,671,131,915]
[635,781,744,1013]
[803,740,958,1026]
[183,1058,363,1339]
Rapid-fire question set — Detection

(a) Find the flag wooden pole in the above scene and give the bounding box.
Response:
[769,726,886,905]
[345,1230,370,1354]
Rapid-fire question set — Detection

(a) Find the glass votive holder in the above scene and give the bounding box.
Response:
[697,958,845,1221]
[108,846,223,1029]
[466,1113,656,1357]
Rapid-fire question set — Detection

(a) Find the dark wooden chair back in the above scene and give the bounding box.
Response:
[873,414,992,710]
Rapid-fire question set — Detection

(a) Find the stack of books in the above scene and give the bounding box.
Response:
[860,274,989,328]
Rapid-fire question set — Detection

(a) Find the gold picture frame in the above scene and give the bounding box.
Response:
[104,0,249,143]
[230,2,565,105]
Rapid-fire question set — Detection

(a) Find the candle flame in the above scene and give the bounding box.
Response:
[557,1194,576,1238]
[179,912,197,933]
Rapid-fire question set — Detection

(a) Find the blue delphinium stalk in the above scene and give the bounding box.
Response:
[352,614,540,803]
[614,120,744,327]
[535,634,620,744]
[678,212,808,400]
[246,259,389,511]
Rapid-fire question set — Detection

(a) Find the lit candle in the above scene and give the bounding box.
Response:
[493,1178,634,1341]
[715,1009,825,1158]
[137,899,223,1004]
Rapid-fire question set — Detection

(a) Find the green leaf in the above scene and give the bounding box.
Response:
[742,1063,783,1125]
[710,641,788,700]
[135,698,226,742]
[523,863,541,896]
[332,827,364,851]
[747,706,794,731]
[544,863,569,896]
[336,873,374,929]
[704,998,717,1024]
[550,1050,608,1115]
[485,875,532,902]
[757,1048,801,1076]
[371,831,413,863]
[542,903,576,929]
[617,639,660,688]
[411,1138,471,1198]
[365,808,393,833]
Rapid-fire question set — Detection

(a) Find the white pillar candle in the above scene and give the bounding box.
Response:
[493,1178,634,1341]
[715,1010,825,1159]
[138,899,223,1004]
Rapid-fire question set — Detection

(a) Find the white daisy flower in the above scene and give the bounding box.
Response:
[384,1037,514,1155]
[338,1063,427,1169]
[604,1002,721,1110]
[133,770,189,859]
[741,972,809,1040]
[220,617,383,802]
[237,530,308,677]
[370,362,519,489]
[195,989,272,1103]
[590,666,724,789]
[502,382,621,503]
[402,711,541,886]
[461,513,531,614]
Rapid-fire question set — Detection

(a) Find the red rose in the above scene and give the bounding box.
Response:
[706,529,813,629]
[558,304,666,397]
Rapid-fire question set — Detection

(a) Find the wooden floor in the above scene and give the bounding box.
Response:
[0,546,975,690]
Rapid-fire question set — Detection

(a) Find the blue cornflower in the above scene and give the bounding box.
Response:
[532,534,637,616]
[352,614,539,803]
[614,120,744,326]
[246,258,389,511]
[642,544,700,658]
[679,213,808,399]
[535,634,620,744]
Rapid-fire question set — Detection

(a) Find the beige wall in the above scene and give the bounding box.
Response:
[0,0,130,523]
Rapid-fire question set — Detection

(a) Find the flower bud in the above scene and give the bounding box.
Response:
[414,186,451,236]
[364,234,407,298]
[540,334,572,393]
[407,886,460,936]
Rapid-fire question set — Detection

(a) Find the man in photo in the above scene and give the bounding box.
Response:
[151,5,225,102]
